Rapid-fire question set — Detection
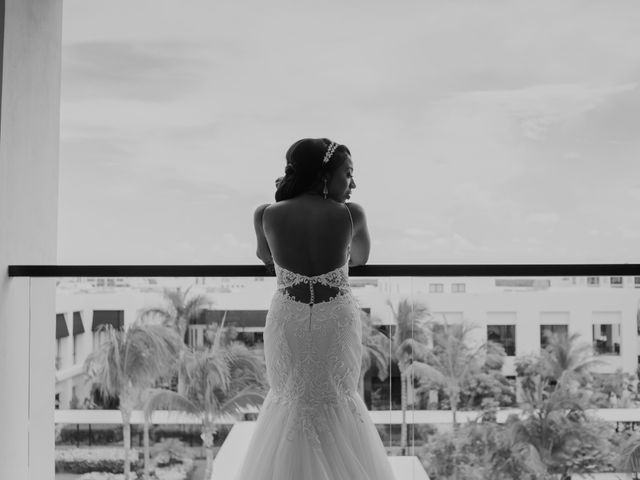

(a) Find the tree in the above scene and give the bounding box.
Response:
[411,321,505,429]
[421,421,544,480]
[387,298,431,455]
[358,311,391,403]
[140,285,212,345]
[542,331,602,386]
[506,332,614,479]
[140,286,212,394]
[407,320,506,479]
[84,324,183,480]
[144,316,267,480]
[616,433,640,479]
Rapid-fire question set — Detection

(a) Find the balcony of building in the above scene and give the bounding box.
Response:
[8,263,640,479]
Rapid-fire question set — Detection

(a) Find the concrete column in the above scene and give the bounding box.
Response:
[0,0,63,478]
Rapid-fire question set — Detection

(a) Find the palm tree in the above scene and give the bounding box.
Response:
[387,298,431,455]
[359,311,391,404]
[140,285,212,345]
[616,434,640,479]
[408,320,505,479]
[503,332,606,479]
[140,286,212,393]
[504,385,591,479]
[144,316,267,480]
[84,324,183,480]
[542,331,603,386]
[408,321,495,429]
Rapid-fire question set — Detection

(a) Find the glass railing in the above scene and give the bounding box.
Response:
[10,263,640,480]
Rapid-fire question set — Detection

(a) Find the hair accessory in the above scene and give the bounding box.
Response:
[322,142,338,164]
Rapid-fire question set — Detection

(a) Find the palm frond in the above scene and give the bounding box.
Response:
[123,325,183,388]
[218,388,266,418]
[406,360,446,386]
[143,388,200,421]
[616,435,640,473]
[363,342,390,382]
[212,311,228,351]
[137,308,172,327]
[542,332,603,382]
[84,326,125,398]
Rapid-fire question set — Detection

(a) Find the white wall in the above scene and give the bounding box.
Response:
[0,0,63,478]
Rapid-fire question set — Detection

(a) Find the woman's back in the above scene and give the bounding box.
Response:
[238,139,395,480]
[262,194,353,277]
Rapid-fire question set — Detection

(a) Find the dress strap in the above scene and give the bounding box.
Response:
[344,203,354,247]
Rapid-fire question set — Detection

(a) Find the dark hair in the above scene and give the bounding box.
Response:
[275,138,351,202]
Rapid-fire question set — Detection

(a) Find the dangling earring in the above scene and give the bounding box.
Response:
[322,179,328,199]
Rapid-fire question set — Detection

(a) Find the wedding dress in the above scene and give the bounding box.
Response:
[234,208,396,480]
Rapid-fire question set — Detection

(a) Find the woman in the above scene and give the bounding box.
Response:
[235,138,395,480]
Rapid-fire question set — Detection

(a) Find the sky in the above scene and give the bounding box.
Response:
[58,0,640,265]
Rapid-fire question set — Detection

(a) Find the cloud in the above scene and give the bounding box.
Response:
[446,83,638,141]
[62,40,211,102]
[525,212,560,225]
[57,1,640,264]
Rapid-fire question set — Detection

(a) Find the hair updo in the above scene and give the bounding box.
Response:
[275,138,351,202]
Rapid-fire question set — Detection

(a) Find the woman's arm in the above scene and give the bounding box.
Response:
[253,204,273,265]
[346,202,370,266]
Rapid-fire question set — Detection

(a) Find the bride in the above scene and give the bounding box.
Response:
[234,138,395,479]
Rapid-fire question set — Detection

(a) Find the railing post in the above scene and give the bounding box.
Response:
[0,0,62,474]
[29,278,56,479]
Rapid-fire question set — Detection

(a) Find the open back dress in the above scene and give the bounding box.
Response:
[234,203,395,480]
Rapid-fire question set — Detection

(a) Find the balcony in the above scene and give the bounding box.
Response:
[9,263,640,479]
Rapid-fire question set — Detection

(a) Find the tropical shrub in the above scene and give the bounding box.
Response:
[151,439,191,468]
[55,447,141,474]
[58,425,123,445]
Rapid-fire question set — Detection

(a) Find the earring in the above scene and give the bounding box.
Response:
[322,179,328,199]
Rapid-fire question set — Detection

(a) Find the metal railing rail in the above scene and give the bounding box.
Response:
[8,263,640,277]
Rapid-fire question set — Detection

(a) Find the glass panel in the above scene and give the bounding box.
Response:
[487,324,516,356]
[37,274,640,478]
[540,324,569,349]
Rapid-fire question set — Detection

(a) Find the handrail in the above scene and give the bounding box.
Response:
[8,263,640,277]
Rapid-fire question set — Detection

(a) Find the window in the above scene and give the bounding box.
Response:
[452,283,466,293]
[610,276,623,288]
[540,324,568,349]
[429,283,444,293]
[592,324,621,355]
[92,310,124,349]
[487,325,516,356]
[587,276,600,287]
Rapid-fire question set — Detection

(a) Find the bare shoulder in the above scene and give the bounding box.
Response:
[253,203,271,227]
[345,202,367,225]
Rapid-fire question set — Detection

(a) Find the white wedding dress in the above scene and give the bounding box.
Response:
[234,255,396,479]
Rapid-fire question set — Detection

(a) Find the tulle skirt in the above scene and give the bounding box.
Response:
[233,389,396,480]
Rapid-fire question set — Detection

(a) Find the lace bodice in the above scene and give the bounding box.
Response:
[274,260,351,305]
[262,262,364,451]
